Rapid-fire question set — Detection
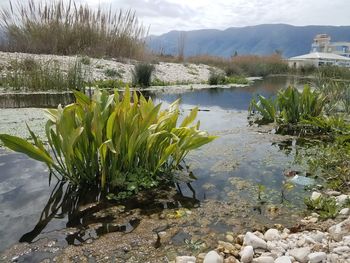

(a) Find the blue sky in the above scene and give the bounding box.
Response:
[0,0,349,35]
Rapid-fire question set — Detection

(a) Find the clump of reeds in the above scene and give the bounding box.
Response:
[0,0,147,59]
[132,63,155,87]
[0,57,87,91]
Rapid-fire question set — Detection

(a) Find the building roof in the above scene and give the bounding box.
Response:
[289,52,350,61]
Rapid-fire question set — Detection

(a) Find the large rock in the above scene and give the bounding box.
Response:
[203,250,223,263]
[252,256,274,263]
[307,252,327,263]
[176,256,196,263]
[311,191,322,201]
[288,247,311,263]
[336,194,349,205]
[274,256,292,263]
[264,229,280,241]
[329,216,350,241]
[240,246,254,263]
[244,232,267,249]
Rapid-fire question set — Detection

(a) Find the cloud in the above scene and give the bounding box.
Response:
[0,0,348,35]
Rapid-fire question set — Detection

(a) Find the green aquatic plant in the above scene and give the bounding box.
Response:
[249,85,329,133]
[0,88,216,195]
[304,196,339,220]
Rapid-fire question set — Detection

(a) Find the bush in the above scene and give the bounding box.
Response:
[104,69,122,78]
[208,72,226,85]
[0,0,146,59]
[0,88,216,197]
[132,63,155,87]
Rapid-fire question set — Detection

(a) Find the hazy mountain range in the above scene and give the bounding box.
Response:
[146,24,350,58]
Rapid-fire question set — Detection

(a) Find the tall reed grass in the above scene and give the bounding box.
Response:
[0,0,147,59]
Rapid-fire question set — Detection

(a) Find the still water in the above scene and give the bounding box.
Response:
[0,76,312,256]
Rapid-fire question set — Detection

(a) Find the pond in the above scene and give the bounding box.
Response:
[0,76,315,261]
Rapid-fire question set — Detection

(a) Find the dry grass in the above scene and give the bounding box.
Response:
[0,0,147,59]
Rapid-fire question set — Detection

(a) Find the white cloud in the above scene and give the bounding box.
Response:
[0,0,348,34]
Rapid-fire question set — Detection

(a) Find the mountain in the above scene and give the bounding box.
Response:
[146,24,350,58]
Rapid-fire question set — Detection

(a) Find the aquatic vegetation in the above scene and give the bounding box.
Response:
[249,85,327,128]
[304,196,339,220]
[208,72,248,85]
[93,79,125,90]
[0,88,216,197]
[132,63,155,87]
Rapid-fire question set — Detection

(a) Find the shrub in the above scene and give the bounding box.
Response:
[0,0,146,59]
[208,72,226,85]
[104,69,122,78]
[132,63,155,87]
[0,88,216,197]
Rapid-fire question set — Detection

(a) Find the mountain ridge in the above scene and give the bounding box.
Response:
[146,24,350,58]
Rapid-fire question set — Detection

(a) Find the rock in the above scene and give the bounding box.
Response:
[274,256,291,263]
[326,190,341,196]
[327,253,339,263]
[264,229,280,241]
[240,246,254,263]
[332,245,350,254]
[329,216,350,241]
[307,252,327,263]
[311,192,322,201]
[244,232,267,249]
[336,194,349,205]
[176,256,196,263]
[252,256,274,263]
[340,208,350,215]
[226,234,234,242]
[288,247,310,263]
[203,251,223,263]
[218,241,235,254]
[224,256,239,263]
[312,231,325,243]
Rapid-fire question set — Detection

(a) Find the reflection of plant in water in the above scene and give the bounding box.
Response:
[257,184,266,201]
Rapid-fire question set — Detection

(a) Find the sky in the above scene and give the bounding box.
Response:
[0,0,349,35]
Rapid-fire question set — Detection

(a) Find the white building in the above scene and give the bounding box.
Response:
[311,34,350,58]
[288,52,350,69]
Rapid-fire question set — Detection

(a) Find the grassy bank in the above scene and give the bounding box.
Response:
[0,0,146,59]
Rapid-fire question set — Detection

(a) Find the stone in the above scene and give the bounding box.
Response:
[327,253,339,263]
[264,229,280,241]
[244,232,267,249]
[218,241,236,253]
[312,231,325,243]
[224,256,239,263]
[332,245,350,254]
[274,256,292,263]
[203,251,223,263]
[240,246,254,263]
[311,191,322,201]
[226,234,234,242]
[252,256,274,263]
[336,194,349,205]
[326,190,341,196]
[288,247,311,263]
[307,252,327,263]
[340,208,350,215]
[176,256,196,263]
[329,216,350,241]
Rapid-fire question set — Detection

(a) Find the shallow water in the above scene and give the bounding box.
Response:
[0,76,312,257]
